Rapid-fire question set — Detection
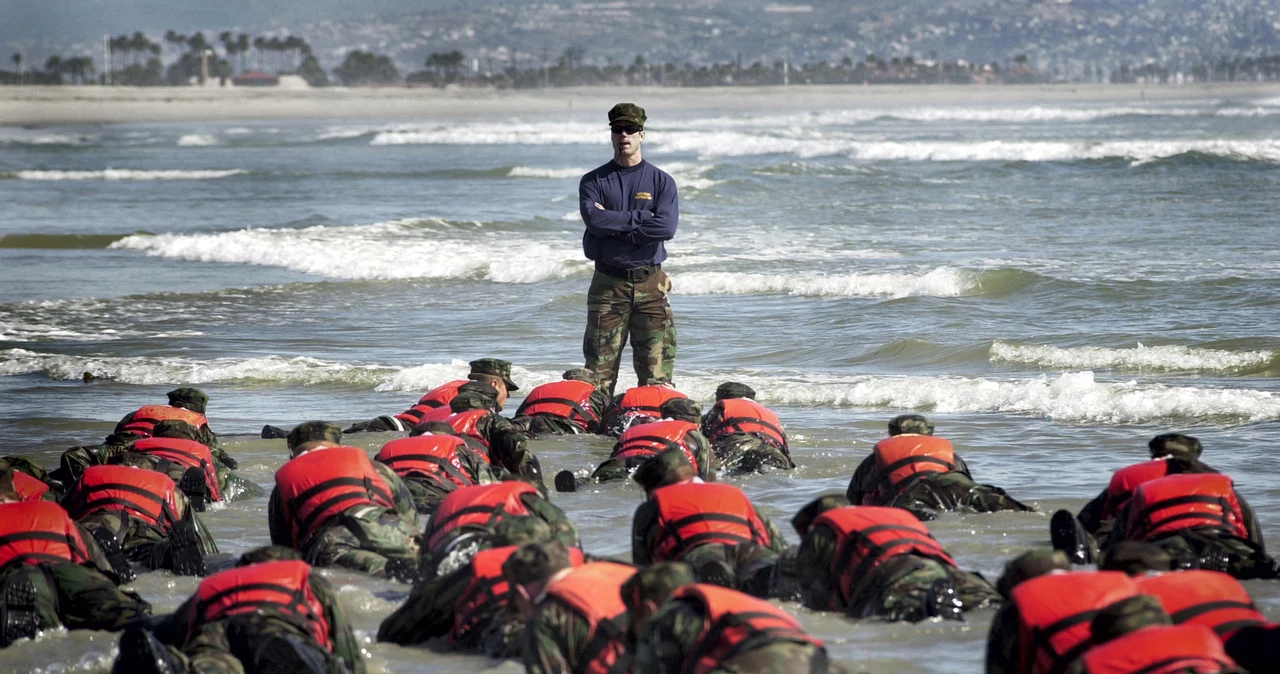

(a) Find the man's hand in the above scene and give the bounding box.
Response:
[594,202,605,210]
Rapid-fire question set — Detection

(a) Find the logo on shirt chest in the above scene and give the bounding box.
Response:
[635,191,652,201]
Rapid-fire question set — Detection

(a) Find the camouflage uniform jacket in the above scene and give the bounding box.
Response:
[631,497,787,566]
[523,593,627,674]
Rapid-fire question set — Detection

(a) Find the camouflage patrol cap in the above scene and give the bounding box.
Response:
[1090,595,1171,644]
[493,516,553,547]
[791,494,852,537]
[607,103,646,128]
[621,561,695,610]
[286,421,343,451]
[237,545,304,567]
[714,382,756,401]
[632,449,695,493]
[469,358,519,392]
[888,414,934,436]
[1098,541,1173,576]
[563,368,596,384]
[502,540,575,588]
[996,550,1072,598]
[660,398,701,423]
[151,419,202,442]
[1148,433,1202,460]
[167,387,209,414]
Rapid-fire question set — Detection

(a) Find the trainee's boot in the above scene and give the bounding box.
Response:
[166,517,206,577]
[176,467,209,512]
[1050,509,1093,565]
[260,424,290,439]
[553,470,578,493]
[92,526,137,583]
[113,627,183,674]
[0,577,39,647]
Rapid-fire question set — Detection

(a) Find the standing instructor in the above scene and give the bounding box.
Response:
[579,103,679,397]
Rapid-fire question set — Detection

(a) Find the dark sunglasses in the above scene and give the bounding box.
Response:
[610,125,642,135]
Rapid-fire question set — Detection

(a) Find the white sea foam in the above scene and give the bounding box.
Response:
[0,131,85,145]
[10,169,247,181]
[177,134,218,147]
[507,166,589,179]
[371,122,601,146]
[990,341,1274,372]
[0,348,397,386]
[672,267,975,298]
[109,219,589,283]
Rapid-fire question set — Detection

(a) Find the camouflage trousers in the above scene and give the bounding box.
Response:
[709,642,831,674]
[885,472,1034,519]
[304,506,421,578]
[583,268,677,397]
[79,510,218,572]
[401,475,456,515]
[511,414,584,437]
[170,614,340,674]
[713,435,795,474]
[848,556,999,622]
[1146,530,1280,580]
[681,542,780,598]
[2,562,150,634]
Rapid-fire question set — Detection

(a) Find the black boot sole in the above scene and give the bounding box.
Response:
[168,519,206,577]
[114,627,182,674]
[553,470,578,493]
[1050,509,1089,565]
[92,527,137,583]
[1,578,39,647]
[177,467,210,512]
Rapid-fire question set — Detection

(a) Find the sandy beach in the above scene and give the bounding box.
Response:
[4,81,1280,126]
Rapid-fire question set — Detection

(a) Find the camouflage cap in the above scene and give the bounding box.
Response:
[469,358,519,392]
[632,449,695,493]
[167,387,209,414]
[621,561,695,610]
[996,550,1072,598]
[502,540,575,588]
[715,382,756,401]
[237,545,304,567]
[1098,541,1173,576]
[1090,595,1171,644]
[492,516,553,547]
[791,494,852,537]
[888,414,934,436]
[151,419,202,442]
[660,398,701,423]
[607,103,646,128]
[286,421,343,451]
[562,368,596,384]
[1148,433,1202,460]
[450,390,498,413]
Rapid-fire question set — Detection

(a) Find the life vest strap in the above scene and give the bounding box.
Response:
[201,581,307,610]
[382,454,472,485]
[85,481,167,505]
[578,613,630,674]
[880,455,954,481]
[688,610,807,674]
[1143,510,1230,533]
[620,435,683,452]
[1135,495,1228,524]
[713,416,786,442]
[832,523,943,595]
[520,397,600,425]
[1130,656,1232,674]
[0,552,75,573]
[1170,599,1257,624]
[1030,609,1098,674]
[429,503,506,535]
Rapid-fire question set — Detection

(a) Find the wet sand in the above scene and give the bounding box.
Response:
[3,81,1280,126]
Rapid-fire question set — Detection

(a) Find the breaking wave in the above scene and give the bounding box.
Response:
[2,169,247,181]
[672,267,976,298]
[990,341,1276,374]
[177,134,218,147]
[507,166,589,179]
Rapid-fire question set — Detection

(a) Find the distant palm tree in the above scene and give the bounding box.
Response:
[44,55,62,79]
[11,52,21,84]
[236,34,250,72]
[253,36,266,70]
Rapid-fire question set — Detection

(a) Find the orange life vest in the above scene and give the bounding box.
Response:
[0,501,92,572]
[671,583,823,674]
[542,562,636,674]
[121,404,209,437]
[72,465,182,531]
[131,437,222,502]
[274,446,397,547]
[12,471,50,502]
[394,380,468,425]
[612,420,701,471]
[606,386,688,430]
[649,483,772,562]
[872,435,956,492]
[703,399,788,451]
[811,506,956,610]
[1078,624,1238,674]
[452,545,586,644]
[1102,459,1176,521]
[193,560,332,651]
[424,481,539,550]
[1012,571,1141,674]
[376,435,475,490]
[515,380,600,431]
[1124,474,1247,542]
[444,409,492,451]
[1137,570,1266,638]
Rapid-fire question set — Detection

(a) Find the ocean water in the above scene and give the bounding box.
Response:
[1,92,1279,673]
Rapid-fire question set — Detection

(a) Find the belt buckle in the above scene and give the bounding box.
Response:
[628,266,652,282]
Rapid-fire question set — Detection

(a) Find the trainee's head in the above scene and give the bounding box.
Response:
[621,561,695,638]
[660,398,701,424]
[167,387,209,414]
[286,421,343,457]
[1148,433,1202,460]
[608,103,646,163]
[888,414,934,437]
[468,358,518,407]
[632,448,697,495]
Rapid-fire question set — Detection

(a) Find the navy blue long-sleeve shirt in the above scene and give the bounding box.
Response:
[579,159,679,269]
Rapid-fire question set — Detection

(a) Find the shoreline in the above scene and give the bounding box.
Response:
[3,81,1280,126]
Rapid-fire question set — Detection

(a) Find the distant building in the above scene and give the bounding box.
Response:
[232,70,279,86]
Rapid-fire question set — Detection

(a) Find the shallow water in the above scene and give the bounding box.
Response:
[1,92,1278,673]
